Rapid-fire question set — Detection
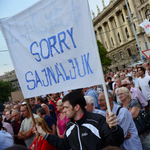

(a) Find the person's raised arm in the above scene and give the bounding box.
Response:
[36,125,70,150]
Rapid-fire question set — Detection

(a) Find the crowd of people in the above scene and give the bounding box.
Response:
[0,62,150,150]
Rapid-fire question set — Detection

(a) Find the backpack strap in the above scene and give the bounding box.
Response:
[116,107,122,116]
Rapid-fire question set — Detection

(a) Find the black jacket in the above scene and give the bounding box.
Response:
[45,110,124,150]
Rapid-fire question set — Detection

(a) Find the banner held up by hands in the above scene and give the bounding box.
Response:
[0,0,103,99]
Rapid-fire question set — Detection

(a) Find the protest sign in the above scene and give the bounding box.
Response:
[11,91,24,101]
[0,0,102,98]
[139,19,150,34]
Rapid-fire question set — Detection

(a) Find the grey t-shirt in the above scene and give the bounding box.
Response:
[20,114,39,148]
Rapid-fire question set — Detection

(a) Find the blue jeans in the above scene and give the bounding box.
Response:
[142,133,150,150]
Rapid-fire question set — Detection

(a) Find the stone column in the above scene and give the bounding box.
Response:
[114,14,125,42]
[102,24,111,49]
[96,28,103,43]
[127,0,140,32]
[122,7,133,38]
[140,9,146,21]
[107,19,117,46]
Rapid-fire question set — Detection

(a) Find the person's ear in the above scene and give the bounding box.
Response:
[74,104,80,111]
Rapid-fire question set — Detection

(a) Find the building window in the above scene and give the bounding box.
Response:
[120,51,124,59]
[118,33,121,43]
[116,67,118,71]
[136,44,139,53]
[105,42,108,49]
[125,28,129,38]
[145,9,150,21]
[111,37,114,46]
[114,20,117,27]
[113,55,117,62]
[121,14,125,22]
[127,48,132,56]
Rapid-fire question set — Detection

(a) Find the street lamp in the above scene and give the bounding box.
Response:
[125,0,144,63]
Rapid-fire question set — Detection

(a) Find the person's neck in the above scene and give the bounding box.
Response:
[133,76,137,79]
[74,110,84,121]
[141,74,145,78]
[17,117,21,123]
[31,104,35,109]
[122,98,130,108]
[26,114,31,119]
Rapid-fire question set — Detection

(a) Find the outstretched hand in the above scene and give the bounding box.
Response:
[106,110,118,129]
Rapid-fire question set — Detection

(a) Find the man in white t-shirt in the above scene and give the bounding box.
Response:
[137,67,150,112]
[18,102,39,148]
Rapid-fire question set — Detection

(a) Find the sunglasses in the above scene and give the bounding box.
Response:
[121,84,129,87]
[22,102,27,106]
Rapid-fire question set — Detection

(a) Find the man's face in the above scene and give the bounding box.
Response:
[63,101,76,119]
[5,111,12,120]
[115,78,121,88]
[132,72,136,77]
[117,90,128,102]
[107,79,111,83]
[29,98,35,106]
[12,111,20,122]
[53,93,58,99]
[120,73,125,80]
[85,101,93,113]
[138,68,144,77]
[121,81,130,90]
[98,93,107,111]
[21,105,29,118]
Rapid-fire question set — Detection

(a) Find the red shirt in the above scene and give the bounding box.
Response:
[29,136,56,150]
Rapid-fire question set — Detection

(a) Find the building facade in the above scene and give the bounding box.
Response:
[0,70,21,91]
[93,0,150,71]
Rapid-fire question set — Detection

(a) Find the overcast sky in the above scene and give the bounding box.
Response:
[0,0,109,75]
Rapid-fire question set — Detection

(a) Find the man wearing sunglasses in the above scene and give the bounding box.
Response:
[121,79,148,110]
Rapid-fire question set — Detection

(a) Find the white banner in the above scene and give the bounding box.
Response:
[139,19,150,34]
[0,0,102,98]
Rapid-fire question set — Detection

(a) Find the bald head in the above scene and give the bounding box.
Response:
[12,109,21,122]
[13,105,20,111]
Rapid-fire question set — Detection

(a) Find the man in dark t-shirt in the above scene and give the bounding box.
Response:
[29,97,41,114]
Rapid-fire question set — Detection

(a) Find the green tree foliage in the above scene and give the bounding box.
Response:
[0,80,14,102]
[97,40,112,68]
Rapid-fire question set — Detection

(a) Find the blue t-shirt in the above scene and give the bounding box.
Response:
[48,104,57,123]
[44,115,55,130]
